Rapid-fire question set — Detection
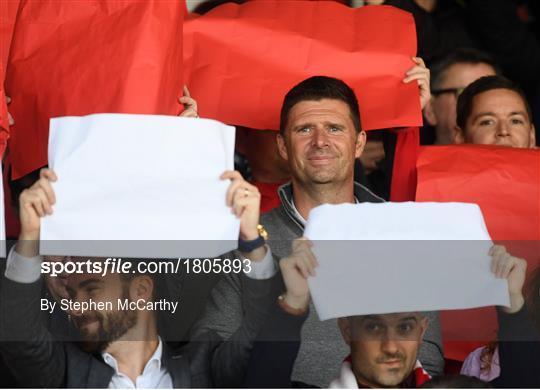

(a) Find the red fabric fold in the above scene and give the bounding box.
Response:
[390,126,420,202]
[6,0,185,179]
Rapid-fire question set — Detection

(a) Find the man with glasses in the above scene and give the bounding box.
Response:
[423,48,499,145]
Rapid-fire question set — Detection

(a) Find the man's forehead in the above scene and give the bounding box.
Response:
[441,62,496,87]
[288,99,352,121]
[43,255,105,262]
[355,312,422,323]
[471,89,529,117]
[63,257,117,285]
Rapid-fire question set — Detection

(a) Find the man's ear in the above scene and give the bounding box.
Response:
[338,317,353,346]
[529,124,536,148]
[276,133,289,161]
[419,316,429,341]
[354,130,367,159]
[130,275,154,301]
[453,126,465,144]
[423,98,438,127]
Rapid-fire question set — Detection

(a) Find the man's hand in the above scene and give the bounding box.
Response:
[403,57,431,111]
[178,85,198,118]
[490,245,527,314]
[221,170,267,262]
[17,168,57,257]
[280,238,318,311]
[222,170,261,240]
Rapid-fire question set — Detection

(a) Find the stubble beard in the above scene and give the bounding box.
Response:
[74,288,138,353]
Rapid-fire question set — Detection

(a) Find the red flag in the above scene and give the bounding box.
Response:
[390,126,419,201]
[0,0,19,153]
[417,145,540,241]
[6,0,185,180]
[416,145,540,361]
[184,2,421,131]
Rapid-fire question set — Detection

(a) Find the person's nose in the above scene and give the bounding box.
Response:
[380,331,400,355]
[496,121,511,138]
[311,127,329,148]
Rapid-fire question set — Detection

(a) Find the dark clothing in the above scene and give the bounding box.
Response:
[0,271,279,388]
[492,306,540,388]
[244,304,427,388]
[466,0,540,96]
[244,304,308,388]
[193,182,444,387]
[385,0,475,64]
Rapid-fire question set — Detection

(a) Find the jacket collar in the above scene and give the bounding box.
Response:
[68,340,190,388]
[277,181,384,231]
[161,341,191,388]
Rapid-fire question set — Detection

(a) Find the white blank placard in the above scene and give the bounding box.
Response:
[41,114,239,258]
[304,202,509,320]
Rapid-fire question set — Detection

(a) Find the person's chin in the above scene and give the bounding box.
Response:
[308,175,336,185]
[80,320,100,334]
[306,166,339,182]
[75,319,103,342]
[376,369,407,387]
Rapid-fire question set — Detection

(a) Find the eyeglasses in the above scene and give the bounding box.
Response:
[431,87,465,98]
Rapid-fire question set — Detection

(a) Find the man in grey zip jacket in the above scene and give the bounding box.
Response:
[192,76,444,387]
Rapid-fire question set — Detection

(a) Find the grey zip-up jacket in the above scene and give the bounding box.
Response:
[192,182,444,387]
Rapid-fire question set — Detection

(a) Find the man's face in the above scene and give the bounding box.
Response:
[426,63,496,144]
[277,99,365,186]
[458,88,536,148]
[66,270,137,352]
[339,313,428,388]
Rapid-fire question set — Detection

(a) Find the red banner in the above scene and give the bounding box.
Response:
[416,145,540,361]
[184,2,421,131]
[0,0,19,153]
[417,145,540,241]
[6,0,185,179]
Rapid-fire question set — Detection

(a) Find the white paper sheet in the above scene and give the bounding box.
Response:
[41,114,239,258]
[304,202,509,320]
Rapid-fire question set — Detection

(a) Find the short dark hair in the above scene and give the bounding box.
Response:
[430,48,500,90]
[193,0,246,15]
[279,76,361,135]
[456,75,532,130]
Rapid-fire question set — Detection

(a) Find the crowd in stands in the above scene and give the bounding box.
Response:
[0,0,539,388]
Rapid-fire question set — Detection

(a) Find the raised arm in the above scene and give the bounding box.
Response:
[0,168,66,387]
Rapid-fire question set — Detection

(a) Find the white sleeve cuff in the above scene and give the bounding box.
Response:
[243,245,277,280]
[5,246,43,284]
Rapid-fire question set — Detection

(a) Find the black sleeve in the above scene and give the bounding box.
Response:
[492,306,540,388]
[243,302,308,388]
[0,276,66,388]
[208,272,283,387]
